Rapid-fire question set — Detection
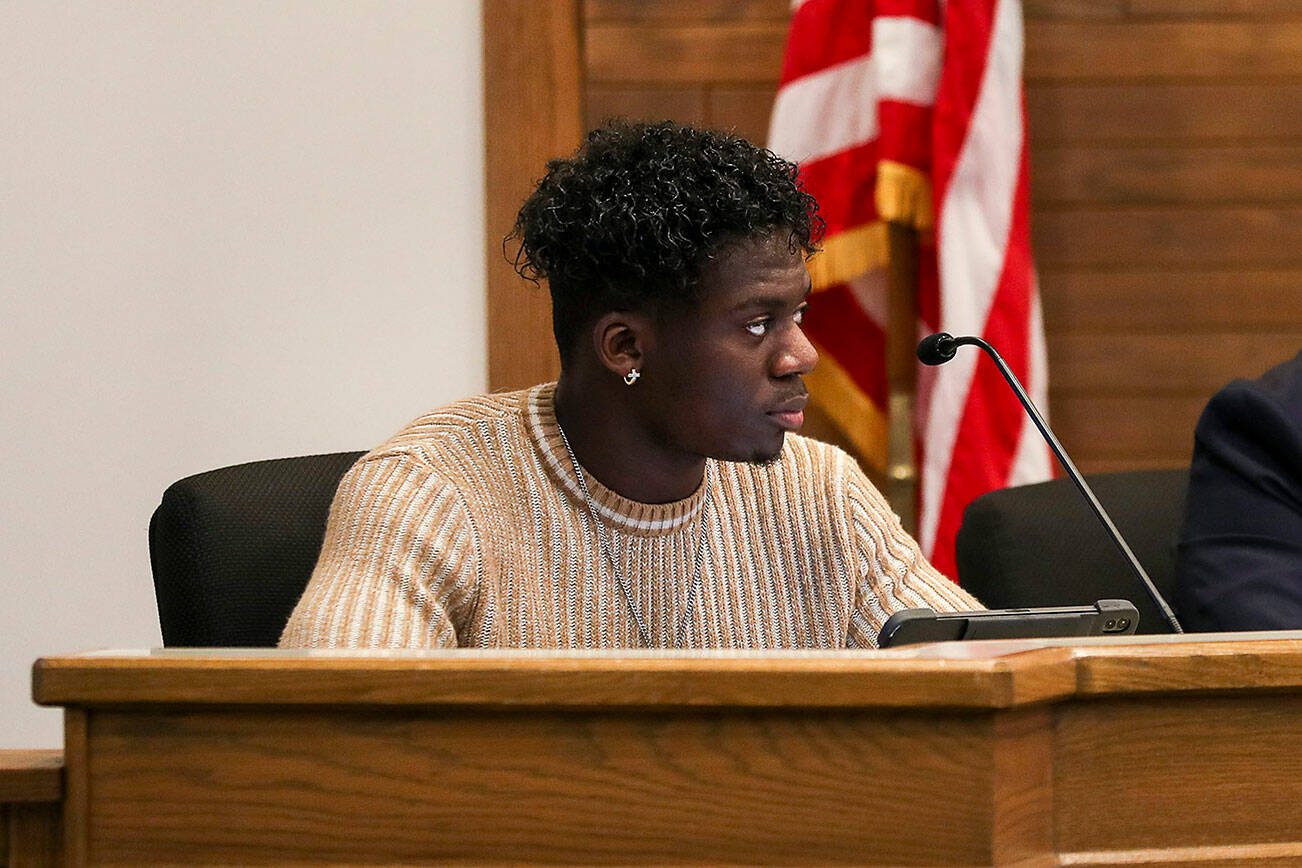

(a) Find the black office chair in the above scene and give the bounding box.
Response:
[955,469,1189,634]
[149,451,365,646]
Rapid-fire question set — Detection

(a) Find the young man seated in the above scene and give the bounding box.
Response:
[279,121,980,649]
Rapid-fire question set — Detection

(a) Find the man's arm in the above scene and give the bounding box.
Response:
[278,450,481,648]
[838,452,984,648]
[1175,360,1302,631]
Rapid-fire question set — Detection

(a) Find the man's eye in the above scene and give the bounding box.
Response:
[745,319,771,337]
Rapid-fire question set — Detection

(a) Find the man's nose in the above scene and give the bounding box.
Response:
[773,324,819,378]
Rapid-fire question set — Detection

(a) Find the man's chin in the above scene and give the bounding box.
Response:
[704,429,787,465]
[744,433,787,465]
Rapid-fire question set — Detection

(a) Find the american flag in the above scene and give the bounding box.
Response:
[769,0,1052,579]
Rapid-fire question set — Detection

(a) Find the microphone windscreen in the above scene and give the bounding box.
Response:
[917,333,957,366]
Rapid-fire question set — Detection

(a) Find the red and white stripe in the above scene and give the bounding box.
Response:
[918,0,1052,577]
[770,0,1052,580]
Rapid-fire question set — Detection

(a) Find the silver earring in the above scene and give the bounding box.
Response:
[623,368,641,386]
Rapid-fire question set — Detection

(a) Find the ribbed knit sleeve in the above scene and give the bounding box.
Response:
[278,450,482,648]
[838,451,984,648]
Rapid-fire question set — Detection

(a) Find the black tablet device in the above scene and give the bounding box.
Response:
[876,599,1140,648]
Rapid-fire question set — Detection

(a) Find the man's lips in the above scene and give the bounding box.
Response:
[768,394,809,430]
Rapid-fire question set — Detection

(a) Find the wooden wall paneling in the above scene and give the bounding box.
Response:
[706,87,779,146]
[585,22,786,84]
[1024,0,1302,472]
[1032,207,1302,267]
[1023,0,1126,18]
[1048,395,1211,466]
[1025,21,1302,79]
[1039,269,1302,332]
[1047,332,1301,467]
[585,86,707,131]
[1049,333,1302,395]
[1027,83,1302,143]
[1031,145,1302,206]
[582,1,785,146]
[483,0,584,391]
[584,0,790,22]
[1127,0,1302,18]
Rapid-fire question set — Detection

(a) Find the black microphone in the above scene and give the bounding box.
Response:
[919,332,1183,633]
[917,332,959,365]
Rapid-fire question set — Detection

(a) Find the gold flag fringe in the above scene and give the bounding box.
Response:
[875,160,934,231]
[807,222,889,291]
[804,348,889,473]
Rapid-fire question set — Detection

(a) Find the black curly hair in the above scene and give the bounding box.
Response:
[510,120,822,363]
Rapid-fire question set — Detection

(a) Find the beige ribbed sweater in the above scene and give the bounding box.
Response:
[279,384,981,649]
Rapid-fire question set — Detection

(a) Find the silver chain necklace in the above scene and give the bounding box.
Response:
[556,423,712,648]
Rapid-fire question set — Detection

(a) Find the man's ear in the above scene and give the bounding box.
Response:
[592,310,653,379]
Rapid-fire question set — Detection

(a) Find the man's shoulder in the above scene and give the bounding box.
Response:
[1221,352,1302,416]
[1201,355,1302,440]
[1198,354,1302,470]
[364,386,539,470]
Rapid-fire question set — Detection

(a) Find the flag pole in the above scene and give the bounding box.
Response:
[885,221,919,536]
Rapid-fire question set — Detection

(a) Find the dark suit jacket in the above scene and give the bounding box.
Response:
[1175,351,1302,631]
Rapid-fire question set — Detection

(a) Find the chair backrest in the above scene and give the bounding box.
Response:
[955,469,1189,634]
[149,451,365,646]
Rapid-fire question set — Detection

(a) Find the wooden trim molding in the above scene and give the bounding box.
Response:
[483,0,584,391]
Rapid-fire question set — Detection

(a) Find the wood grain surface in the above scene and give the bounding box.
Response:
[1071,638,1302,694]
[79,706,1015,865]
[62,711,87,868]
[1047,333,1302,394]
[1055,695,1302,855]
[1128,0,1302,16]
[483,0,581,392]
[2,803,62,868]
[585,0,789,22]
[1031,145,1302,206]
[1039,269,1301,332]
[585,22,787,84]
[31,637,1302,865]
[0,751,63,868]
[0,752,61,804]
[1024,20,1302,79]
[32,648,1076,710]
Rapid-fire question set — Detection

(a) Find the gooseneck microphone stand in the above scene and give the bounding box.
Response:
[918,332,1183,634]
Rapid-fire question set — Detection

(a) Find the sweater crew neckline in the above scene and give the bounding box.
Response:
[525,383,710,535]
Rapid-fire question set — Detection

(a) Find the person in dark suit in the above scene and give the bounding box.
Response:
[1175,350,1302,631]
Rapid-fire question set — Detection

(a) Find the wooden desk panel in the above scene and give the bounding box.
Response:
[80,707,1047,865]
[0,749,63,867]
[33,636,1302,866]
[1055,695,1302,859]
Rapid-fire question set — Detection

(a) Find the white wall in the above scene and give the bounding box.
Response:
[0,1,486,747]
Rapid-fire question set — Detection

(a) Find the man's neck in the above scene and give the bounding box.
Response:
[553,373,706,504]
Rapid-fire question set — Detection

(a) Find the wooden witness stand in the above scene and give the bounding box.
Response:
[5,634,1302,866]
